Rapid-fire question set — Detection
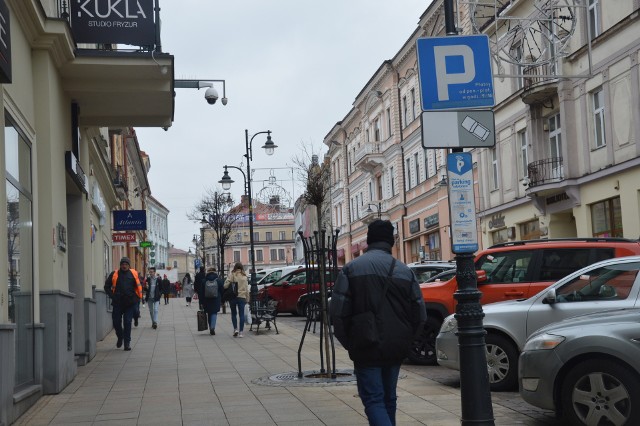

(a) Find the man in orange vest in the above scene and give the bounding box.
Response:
[104,257,142,351]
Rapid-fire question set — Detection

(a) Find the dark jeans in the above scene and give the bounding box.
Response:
[164,294,169,304]
[354,363,401,426]
[112,303,136,347]
[134,301,140,319]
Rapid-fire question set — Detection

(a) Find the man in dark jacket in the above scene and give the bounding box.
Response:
[330,220,426,426]
[144,267,161,329]
[160,274,171,305]
[104,257,142,351]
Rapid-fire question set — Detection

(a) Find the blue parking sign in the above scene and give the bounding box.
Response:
[417,35,494,110]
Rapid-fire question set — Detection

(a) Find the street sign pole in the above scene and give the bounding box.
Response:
[417,1,495,424]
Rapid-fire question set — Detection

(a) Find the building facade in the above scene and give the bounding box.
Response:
[146,194,170,270]
[0,1,174,422]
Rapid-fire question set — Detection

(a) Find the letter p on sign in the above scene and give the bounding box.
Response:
[416,35,495,111]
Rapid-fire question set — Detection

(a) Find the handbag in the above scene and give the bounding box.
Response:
[197,310,208,331]
[222,281,238,302]
[348,259,396,350]
[244,303,252,325]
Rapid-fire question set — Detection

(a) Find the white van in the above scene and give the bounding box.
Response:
[257,265,304,289]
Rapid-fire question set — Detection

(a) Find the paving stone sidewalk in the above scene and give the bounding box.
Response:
[14,300,556,425]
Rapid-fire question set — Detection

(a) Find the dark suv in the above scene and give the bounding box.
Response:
[409,238,640,365]
[257,267,341,314]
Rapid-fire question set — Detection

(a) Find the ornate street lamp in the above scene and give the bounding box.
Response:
[219,130,277,305]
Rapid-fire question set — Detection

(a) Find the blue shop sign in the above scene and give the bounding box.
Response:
[113,210,147,231]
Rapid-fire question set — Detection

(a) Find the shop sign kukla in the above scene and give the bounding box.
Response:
[70,0,156,46]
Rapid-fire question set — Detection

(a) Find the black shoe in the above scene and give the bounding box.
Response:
[210,329,215,335]
[152,322,157,329]
[116,337,123,348]
[134,317,138,327]
[124,346,131,351]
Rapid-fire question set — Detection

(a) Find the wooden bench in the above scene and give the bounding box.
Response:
[250,299,279,334]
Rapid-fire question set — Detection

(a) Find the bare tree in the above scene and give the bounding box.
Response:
[187,189,240,278]
[291,143,334,373]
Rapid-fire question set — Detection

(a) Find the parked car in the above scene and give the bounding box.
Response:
[257,267,341,314]
[407,260,455,283]
[519,308,640,425]
[424,268,457,283]
[296,288,333,320]
[411,238,640,365]
[436,255,640,391]
[256,265,304,290]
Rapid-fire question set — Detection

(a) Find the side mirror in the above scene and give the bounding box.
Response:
[476,270,487,283]
[282,281,290,288]
[543,288,557,304]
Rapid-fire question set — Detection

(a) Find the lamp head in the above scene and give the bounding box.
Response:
[219,167,234,190]
[262,132,277,156]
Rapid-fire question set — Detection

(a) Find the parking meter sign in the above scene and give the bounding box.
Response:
[446,152,478,253]
[416,35,494,110]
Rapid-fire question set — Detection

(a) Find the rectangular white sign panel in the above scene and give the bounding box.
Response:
[447,152,478,253]
[422,110,495,148]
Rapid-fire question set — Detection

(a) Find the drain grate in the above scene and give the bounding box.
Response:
[253,369,357,387]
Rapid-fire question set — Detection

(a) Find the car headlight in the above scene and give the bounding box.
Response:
[440,315,458,333]
[523,333,565,351]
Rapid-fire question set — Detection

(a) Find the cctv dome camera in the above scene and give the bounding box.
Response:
[204,87,219,105]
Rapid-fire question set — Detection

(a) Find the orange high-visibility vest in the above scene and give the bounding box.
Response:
[111,269,142,299]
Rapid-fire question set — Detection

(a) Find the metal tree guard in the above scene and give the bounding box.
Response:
[297,229,340,378]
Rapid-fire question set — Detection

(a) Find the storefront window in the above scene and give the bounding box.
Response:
[410,238,421,263]
[6,115,34,389]
[520,220,541,240]
[425,232,441,260]
[591,197,622,237]
[492,228,509,245]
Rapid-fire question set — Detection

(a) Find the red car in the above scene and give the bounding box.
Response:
[257,267,341,314]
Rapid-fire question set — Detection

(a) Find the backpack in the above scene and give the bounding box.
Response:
[204,278,219,298]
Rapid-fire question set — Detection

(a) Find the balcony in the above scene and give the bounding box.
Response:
[16,0,175,127]
[354,143,384,173]
[526,157,564,188]
[112,165,128,200]
[520,63,559,105]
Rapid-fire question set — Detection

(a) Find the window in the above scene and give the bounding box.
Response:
[410,239,421,263]
[406,158,412,189]
[355,194,359,218]
[513,44,524,89]
[386,108,392,138]
[266,232,272,241]
[520,220,541,240]
[539,249,592,281]
[256,250,263,262]
[347,151,352,175]
[519,130,529,178]
[592,89,606,148]
[402,96,408,127]
[292,230,296,239]
[491,148,499,190]
[414,153,420,184]
[491,228,509,245]
[390,166,395,195]
[374,118,381,142]
[376,175,383,199]
[253,231,259,242]
[556,262,639,303]
[279,231,285,240]
[588,0,600,39]
[591,198,622,237]
[426,232,441,260]
[410,88,416,122]
[6,115,34,388]
[369,181,374,201]
[270,249,277,261]
[278,249,285,260]
[234,250,240,263]
[476,250,534,284]
[548,113,563,179]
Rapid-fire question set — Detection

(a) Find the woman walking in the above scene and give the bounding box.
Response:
[224,262,249,337]
[182,273,194,306]
[196,267,223,335]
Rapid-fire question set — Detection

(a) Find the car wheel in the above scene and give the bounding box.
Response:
[304,299,322,321]
[406,317,440,365]
[485,334,518,391]
[561,359,640,426]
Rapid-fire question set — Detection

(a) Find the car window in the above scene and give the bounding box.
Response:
[475,250,533,284]
[287,271,307,284]
[555,262,640,302]
[539,249,591,281]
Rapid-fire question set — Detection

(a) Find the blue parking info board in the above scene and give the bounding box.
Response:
[446,152,478,253]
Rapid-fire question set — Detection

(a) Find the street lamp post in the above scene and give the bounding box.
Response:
[365,202,382,219]
[219,130,277,304]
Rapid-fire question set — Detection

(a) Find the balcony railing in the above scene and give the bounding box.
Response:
[112,165,128,199]
[527,157,564,188]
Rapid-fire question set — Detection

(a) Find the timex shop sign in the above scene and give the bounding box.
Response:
[70,0,156,46]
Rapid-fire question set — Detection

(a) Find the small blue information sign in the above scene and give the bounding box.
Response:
[446,152,478,253]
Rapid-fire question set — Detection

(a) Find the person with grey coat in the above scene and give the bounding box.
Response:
[182,273,194,306]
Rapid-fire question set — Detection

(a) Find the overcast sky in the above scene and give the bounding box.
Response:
[135,0,432,252]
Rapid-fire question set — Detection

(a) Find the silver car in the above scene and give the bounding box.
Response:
[519,308,640,425]
[436,256,640,391]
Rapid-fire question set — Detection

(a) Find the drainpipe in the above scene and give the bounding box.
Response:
[396,68,408,263]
